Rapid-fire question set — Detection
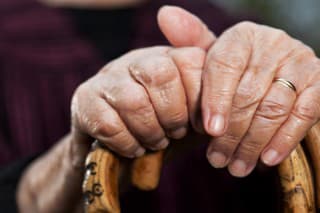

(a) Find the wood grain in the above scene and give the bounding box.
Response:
[83,124,320,213]
[305,122,320,209]
[278,144,315,213]
[131,150,164,191]
[83,144,120,213]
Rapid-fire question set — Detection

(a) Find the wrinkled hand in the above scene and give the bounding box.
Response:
[202,21,320,177]
[69,6,215,165]
[71,46,206,158]
[160,6,320,177]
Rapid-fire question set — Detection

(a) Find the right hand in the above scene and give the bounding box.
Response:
[69,6,215,165]
[70,46,206,159]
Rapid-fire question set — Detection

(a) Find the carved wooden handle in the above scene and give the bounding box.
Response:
[305,122,320,209]
[131,151,164,191]
[83,123,320,213]
[83,143,164,213]
[278,144,315,213]
[83,144,120,213]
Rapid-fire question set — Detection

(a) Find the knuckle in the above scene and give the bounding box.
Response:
[166,110,188,129]
[120,90,151,113]
[236,21,257,30]
[189,47,206,58]
[222,134,242,146]
[256,99,289,121]
[238,141,262,158]
[107,84,153,114]
[292,101,318,122]
[129,56,178,87]
[269,29,291,49]
[275,131,295,149]
[143,133,165,145]
[208,49,247,72]
[74,82,90,99]
[90,117,124,139]
[272,28,288,39]
[175,47,206,69]
[224,134,241,145]
[208,88,233,100]
[118,139,139,155]
[233,86,260,112]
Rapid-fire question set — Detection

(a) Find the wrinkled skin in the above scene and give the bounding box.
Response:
[202,21,320,177]
[17,5,320,213]
[71,46,206,157]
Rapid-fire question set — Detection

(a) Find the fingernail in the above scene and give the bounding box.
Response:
[135,147,146,157]
[229,159,248,177]
[262,149,279,165]
[209,114,225,136]
[208,152,227,168]
[154,138,169,150]
[168,127,187,139]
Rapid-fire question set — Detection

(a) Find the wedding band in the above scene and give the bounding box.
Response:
[273,78,297,92]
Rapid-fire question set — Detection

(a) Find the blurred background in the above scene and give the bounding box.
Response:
[210,0,320,55]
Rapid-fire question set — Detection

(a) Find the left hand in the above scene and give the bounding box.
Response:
[201,21,320,177]
[160,6,320,177]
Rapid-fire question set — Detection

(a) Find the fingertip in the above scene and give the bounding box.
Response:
[148,138,170,151]
[157,5,215,50]
[167,126,188,139]
[228,160,255,178]
[203,109,226,137]
[207,151,228,168]
[209,114,226,136]
[261,149,281,166]
[135,147,146,158]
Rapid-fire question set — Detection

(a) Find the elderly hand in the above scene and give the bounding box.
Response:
[69,6,217,165]
[160,6,320,177]
[71,46,207,158]
[17,10,216,212]
[202,22,320,177]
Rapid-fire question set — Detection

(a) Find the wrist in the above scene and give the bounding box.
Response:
[64,131,92,174]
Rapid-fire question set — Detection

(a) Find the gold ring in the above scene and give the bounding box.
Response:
[273,78,297,92]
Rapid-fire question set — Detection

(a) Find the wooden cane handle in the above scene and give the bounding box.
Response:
[278,144,316,213]
[83,126,320,213]
[83,143,120,213]
[305,122,320,209]
[82,143,164,213]
[131,151,164,191]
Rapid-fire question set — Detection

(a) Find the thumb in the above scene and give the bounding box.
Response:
[157,5,216,50]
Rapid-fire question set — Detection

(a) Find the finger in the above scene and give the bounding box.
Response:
[101,77,170,151]
[74,84,145,158]
[228,82,296,177]
[202,22,254,137]
[129,50,188,139]
[169,47,206,132]
[157,5,216,50]
[262,78,320,166]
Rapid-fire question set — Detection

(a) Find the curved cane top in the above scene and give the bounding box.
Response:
[83,123,320,213]
[83,144,120,213]
[278,144,315,213]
